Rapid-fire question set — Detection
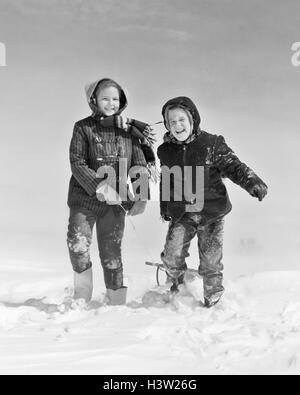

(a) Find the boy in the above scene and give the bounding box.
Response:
[157,96,268,307]
[67,78,153,305]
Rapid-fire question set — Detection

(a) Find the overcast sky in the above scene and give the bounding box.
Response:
[0,0,299,268]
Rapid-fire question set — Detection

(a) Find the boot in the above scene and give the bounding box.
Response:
[204,297,220,308]
[73,267,93,302]
[169,273,185,294]
[106,286,127,306]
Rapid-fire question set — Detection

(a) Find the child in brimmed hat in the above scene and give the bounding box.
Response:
[157,96,268,307]
[67,78,155,306]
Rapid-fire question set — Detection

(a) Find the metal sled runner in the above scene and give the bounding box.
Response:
[145,261,199,286]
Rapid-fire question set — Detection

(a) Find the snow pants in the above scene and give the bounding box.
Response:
[67,205,125,290]
[161,213,225,301]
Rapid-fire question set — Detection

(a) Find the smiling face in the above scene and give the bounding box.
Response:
[96,86,120,116]
[168,108,192,142]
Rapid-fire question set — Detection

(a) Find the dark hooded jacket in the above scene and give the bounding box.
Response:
[157,96,264,224]
[67,78,147,214]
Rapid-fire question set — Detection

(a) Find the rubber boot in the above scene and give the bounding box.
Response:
[73,267,93,302]
[204,297,220,308]
[169,273,185,294]
[106,286,127,306]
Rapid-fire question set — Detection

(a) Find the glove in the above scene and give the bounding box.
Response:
[127,201,147,216]
[249,181,268,201]
[96,182,122,205]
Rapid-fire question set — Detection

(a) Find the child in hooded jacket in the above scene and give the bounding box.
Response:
[157,96,268,307]
[67,78,154,305]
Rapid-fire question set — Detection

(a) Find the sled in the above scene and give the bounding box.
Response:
[144,261,205,307]
[145,261,199,286]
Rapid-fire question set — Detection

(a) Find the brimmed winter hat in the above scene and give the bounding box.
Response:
[85,78,128,117]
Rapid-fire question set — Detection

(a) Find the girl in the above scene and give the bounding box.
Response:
[67,78,154,305]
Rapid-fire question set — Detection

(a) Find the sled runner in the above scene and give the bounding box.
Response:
[145,261,200,286]
[144,261,206,307]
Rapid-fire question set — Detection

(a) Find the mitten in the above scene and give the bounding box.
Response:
[96,182,122,205]
[249,180,268,201]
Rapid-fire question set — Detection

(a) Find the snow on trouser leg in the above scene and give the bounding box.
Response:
[198,218,225,305]
[160,215,196,285]
[97,206,126,290]
[203,273,224,306]
[103,265,124,290]
[67,207,96,301]
[67,207,94,274]
[68,245,92,274]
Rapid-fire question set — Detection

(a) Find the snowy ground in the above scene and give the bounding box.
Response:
[0,258,300,375]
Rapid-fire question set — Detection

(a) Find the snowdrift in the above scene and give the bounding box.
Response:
[0,262,300,375]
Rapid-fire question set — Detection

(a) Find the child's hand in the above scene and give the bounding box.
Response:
[249,181,268,201]
[96,182,122,205]
[127,201,147,216]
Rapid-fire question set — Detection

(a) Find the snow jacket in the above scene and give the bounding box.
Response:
[67,78,147,215]
[157,96,267,224]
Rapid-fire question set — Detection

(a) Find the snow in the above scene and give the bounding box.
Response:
[0,259,300,375]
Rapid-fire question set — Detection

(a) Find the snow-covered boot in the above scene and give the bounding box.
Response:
[106,286,127,306]
[170,282,180,293]
[169,273,185,294]
[73,268,93,302]
[204,296,221,308]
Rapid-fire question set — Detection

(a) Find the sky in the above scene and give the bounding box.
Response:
[0,0,300,276]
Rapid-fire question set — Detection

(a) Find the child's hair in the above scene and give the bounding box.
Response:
[90,79,125,109]
[164,104,194,131]
[95,79,122,97]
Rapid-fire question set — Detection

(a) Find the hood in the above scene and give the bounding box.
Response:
[84,78,128,117]
[161,96,201,135]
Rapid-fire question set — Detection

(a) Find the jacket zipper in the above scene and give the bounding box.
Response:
[182,145,187,165]
[182,145,189,203]
[182,144,197,205]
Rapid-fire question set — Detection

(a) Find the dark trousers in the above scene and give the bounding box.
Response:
[67,205,125,290]
[161,213,225,301]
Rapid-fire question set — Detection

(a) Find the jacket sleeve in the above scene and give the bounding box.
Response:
[213,135,264,193]
[131,136,148,168]
[69,123,100,196]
